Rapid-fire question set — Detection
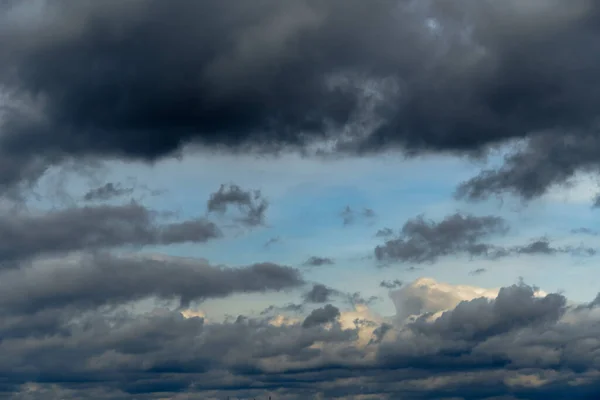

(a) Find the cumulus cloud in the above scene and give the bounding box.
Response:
[302,304,341,328]
[389,277,504,321]
[2,276,600,399]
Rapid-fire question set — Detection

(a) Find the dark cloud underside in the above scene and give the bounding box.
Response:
[1,282,600,399]
[0,203,220,266]
[0,1,599,198]
[0,254,304,313]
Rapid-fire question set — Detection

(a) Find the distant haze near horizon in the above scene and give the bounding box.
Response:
[2,0,600,399]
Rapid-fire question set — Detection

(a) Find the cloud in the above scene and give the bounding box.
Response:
[348,292,379,306]
[0,1,598,199]
[303,256,335,267]
[340,206,376,226]
[207,184,268,227]
[410,283,566,340]
[457,134,600,203]
[302,304,341,328]
[375,214,597,264]
[4,277,600,398]
[514,238,597,257]
[0,203,221,266]
[303,284,340,304]
[0,0,600,198]
[389,277,502,321]
[469,268,487,276]
[374,213,508,263]
[380,279,403,289]
[375,227,394,238]
[263,236,281,248]
[571,227,599,236]
[83,182,134,201]
[0,253,304,314]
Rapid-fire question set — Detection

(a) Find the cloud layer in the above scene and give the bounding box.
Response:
[1,0,600,199]
[3,277,600,399]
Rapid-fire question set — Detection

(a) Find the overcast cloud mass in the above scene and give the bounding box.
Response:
[1,1,600,398]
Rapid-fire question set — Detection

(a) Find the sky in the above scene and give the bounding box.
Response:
[3,1,600,399]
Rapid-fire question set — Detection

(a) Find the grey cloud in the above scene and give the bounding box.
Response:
[363,208,376,218]
[302,304,340,328]
[457,133,600,202]
[4,279,600,398]
[375,213,508,263]
[411,283,567,340]
[207,184,268,227]
[469,268,487,276]
[83,182,134,202]
[260,303,304,316]
[380,279,403,289]
[348,292,379,306]
[303,256,335,267]
[571,227,599,236]
[515,238,597,257]
[340,206,354,226]
[376,214,597,264]
[340,206,376,226]
[264,236,281,248]
[516,238,557,255]
[303,284,339,304]
[0,1,599,198]
[0,253,304,314]
[0,203,221,265]
[375,227,394,238]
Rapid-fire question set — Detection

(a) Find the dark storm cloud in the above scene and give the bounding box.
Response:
[4,279,600,398]
[303,256,335,267]
[457,134,600,202]
[207,184,268,227]
[0,253,304,314]
[83,182,134,201]
[0,0,599,197]
[303,284,340,303]
[380,279,403,289]
[302,304,340,328]
[374,213,508,263]
[0,203,221,265]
